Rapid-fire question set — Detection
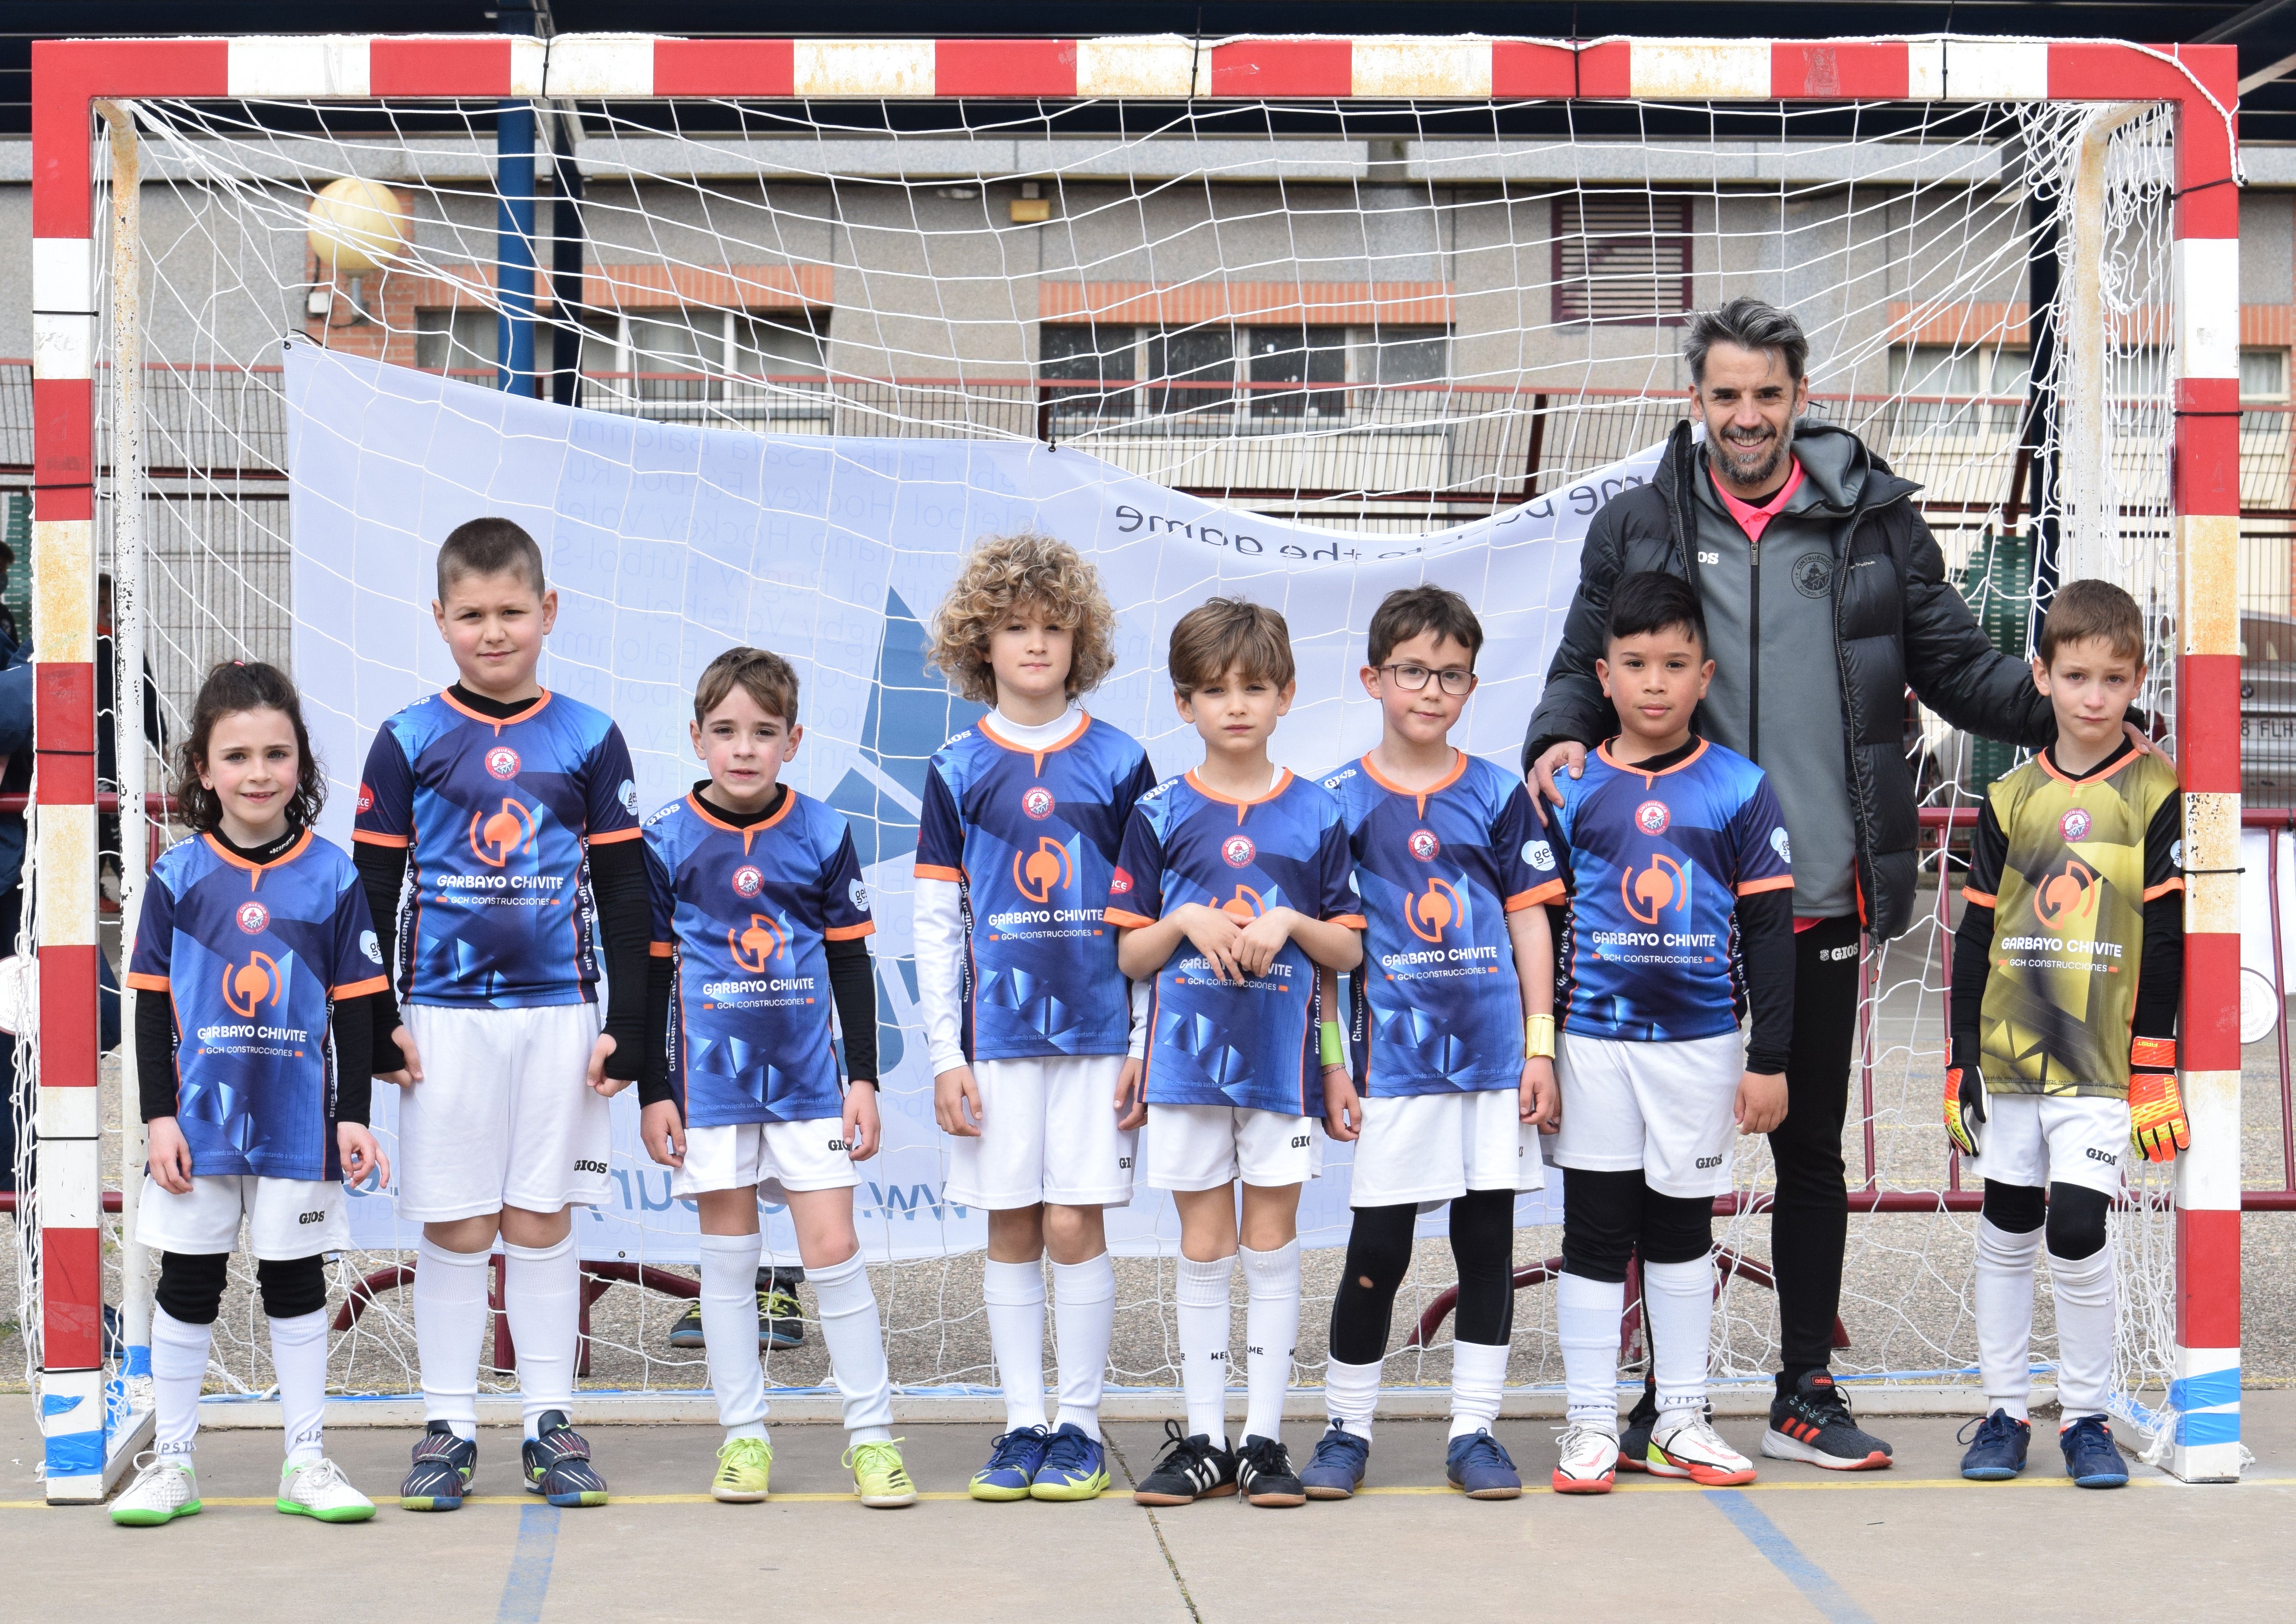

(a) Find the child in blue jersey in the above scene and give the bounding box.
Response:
[111,662,389,1528]
[355,518,655,1512]
[1108,598,1364,1510]
[1544,572,1794,1494]
[916,533,1158,1503]
[1302,587,1563,1503]
[635,647,913,1509]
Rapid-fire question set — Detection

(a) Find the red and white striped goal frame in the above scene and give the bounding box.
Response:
[26,33,2243,1497]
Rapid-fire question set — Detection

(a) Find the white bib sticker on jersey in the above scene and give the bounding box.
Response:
[849,879,871,914]
[1771,826,1792,863]
[619,778,640,817]
[360,929,383,963]
[1525,839,1556,872]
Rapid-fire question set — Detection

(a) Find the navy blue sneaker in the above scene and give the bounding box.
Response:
[1299,1426,1370,1499]
[521,1411,610,1507]
[1445,1430,1522,1500]
[1030,1422,1110,1501]
[399,1423,477,1512]
[1957,1409,2032,1480]
[969,1425,1050,1502]
[2059,1416,2129,1488]
[1616,1379,1659,1474]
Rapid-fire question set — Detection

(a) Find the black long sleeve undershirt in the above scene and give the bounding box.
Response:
[1736,888,1796,1075]
[355,837,411,1073]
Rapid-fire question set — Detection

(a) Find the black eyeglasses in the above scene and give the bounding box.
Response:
[1377,662,1477,696]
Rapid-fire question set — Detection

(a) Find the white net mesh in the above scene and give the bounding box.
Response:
[6,80,2195,1444]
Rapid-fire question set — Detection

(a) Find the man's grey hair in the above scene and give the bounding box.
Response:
[1683,297,1810,385]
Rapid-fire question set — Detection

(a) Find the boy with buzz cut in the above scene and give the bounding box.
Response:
[357,517,655,1512]
[1303,586,1562,1503]
[1545,572,1795,1495]
[915,532,1160,1503]
[636,646,913,1509]
[1948,578,2185,1490]
[1108,597,1365,1510]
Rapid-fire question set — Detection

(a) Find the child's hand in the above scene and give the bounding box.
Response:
[844,1084,881,1162]
[936,1065,984,1137]
[1176,903,1248,983]
[146,1116,194,1194]
[1233,906,1298,978]
[640,1099,686,1167]
[1322,1066,1361,1142]
[380,1024,424,1086]
[1114,1057,1147,1131]
[337,1123,389,1190]
[586,1034,631,1097]
[1520,1054,1560,1131]
[1735,1070,1788,1136]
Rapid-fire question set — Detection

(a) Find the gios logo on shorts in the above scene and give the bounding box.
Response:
[297,1209,328,1224]
[572,1158,608,1175]
[1696,1154,1724,1169]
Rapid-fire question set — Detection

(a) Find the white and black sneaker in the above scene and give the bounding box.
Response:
[1132,1420,1237,1505]
[1235,1434,1306,1508]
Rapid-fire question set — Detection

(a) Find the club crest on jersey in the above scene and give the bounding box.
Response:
[220,951,283,1019]
[1013,836,1073,904]
[355,782,374,815]
[1621,853,1689,926]
[1408,828,1441,862]
[732,865,764,898]
[485,746,521,780]
[1222,834,1256,868]
[1406,876,1465,943]
[2060,808,2092,843]
[729,913,787,973]
[235,900,270,935]
[2032,858,2100,933]
[1021,786,1056,820]
[469,797,538,867]
[1635,800,1670,836]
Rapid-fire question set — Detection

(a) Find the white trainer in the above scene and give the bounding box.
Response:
[111,1454,201,1526]
[277,1457,377,1523]
[1552,1424,1620,1494]
[1647,1413,1757,1486]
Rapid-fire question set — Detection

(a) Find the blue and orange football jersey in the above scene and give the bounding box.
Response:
[1548,738,1793,1043]
[1318,751,1561,1096]
[644,790,874,1126]
[126,831,389,1182]
[915,713,1157,1062]
[1106,770,1362,1117]
[354,690,642,1008]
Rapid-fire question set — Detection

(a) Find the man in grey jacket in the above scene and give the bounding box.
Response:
[1523,298,2151,1473]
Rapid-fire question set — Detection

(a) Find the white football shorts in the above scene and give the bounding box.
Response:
[944,1054,1137,1210]
[1551,1028,1745,1199]
[1347,1087,1545,1209]
[674,1118,859,1202]
[395,1001,610,1222]
[135,1173,348,1261]
[1145,1103,1322,1192]
[1964,1092,2131,1199]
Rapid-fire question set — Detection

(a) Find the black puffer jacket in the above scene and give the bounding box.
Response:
[1521,418,2053,942]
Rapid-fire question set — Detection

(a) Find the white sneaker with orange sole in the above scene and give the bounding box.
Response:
[1647,1414,1757,1486]
[1552,1424,1620,1494]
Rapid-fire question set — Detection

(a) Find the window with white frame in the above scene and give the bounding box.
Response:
[1887,343,2029,434]
[2242,346,2288,402]
[579,307,830,406]
[1038,323,1448,420]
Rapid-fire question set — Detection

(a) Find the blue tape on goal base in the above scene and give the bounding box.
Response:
[2167,1367,2240,1412]
[45,1428,104,1476]
[2176,1410,2241,1446]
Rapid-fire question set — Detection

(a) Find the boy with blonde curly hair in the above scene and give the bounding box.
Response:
[917,532,1157,1502]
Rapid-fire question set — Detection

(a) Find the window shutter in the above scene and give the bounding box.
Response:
[1553,196,1693,326]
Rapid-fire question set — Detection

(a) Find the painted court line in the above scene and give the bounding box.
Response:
[1704,1487,1877,1624]
[497,1503,560,1624]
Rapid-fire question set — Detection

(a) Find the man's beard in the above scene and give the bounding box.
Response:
[1712,421,1791,488]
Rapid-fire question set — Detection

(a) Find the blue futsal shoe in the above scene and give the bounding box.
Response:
[399,1423,477,1512]
[522,1411,610,1507]
[1300,1426,1370,1499]
[2059,1416,2130,1488]
[1957,1410,2032,1480]
[1444,1430,1522,1500]
[1030,1423,1110,1501]
[969,1425,1050,1502]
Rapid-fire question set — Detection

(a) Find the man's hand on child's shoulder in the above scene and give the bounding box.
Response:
[1734,1070,1788,1136]
[935,1064,984,1137]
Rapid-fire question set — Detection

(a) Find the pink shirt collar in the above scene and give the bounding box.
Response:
[1711,458,1805,543]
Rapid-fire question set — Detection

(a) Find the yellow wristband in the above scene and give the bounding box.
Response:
[1320,1021,1346,1070]
[1525,1014,1556,1060]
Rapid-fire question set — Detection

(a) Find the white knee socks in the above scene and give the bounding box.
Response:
[150,1307,212,1465]
[699,1231,768,1441]
[1449,1340,1509,1439]
[413,1237,491,1442]
[1324,1355,1381,1441]
[1175,1252,1235,1448]
[1050,1252,1117,1438]
[811,1249,894,1442]
[1975,1219,2043,1420]
[2049,1245,2117,1423]
[270,1308,331,1466]
[983,1258,1048,1431]
[1643,1255,1715,1419]
[1239,1241,1301,1445]
[1558,1272,1625,1432]
[502,1234,579,1437]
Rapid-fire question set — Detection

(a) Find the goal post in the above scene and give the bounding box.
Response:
[21,31,2244,1500]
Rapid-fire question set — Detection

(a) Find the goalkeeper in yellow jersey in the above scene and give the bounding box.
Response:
[1945,579,2185,1490]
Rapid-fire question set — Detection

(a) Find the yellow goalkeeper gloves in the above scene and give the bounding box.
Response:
[1944,1066,1986,1158]
[2128,1037,2189,1162]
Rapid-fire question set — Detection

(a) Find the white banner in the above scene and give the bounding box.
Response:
[284,346,1664,1262]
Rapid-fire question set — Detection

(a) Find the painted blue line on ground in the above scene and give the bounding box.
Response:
[497,1503,560,1624]
[1705,1487,1876,1624]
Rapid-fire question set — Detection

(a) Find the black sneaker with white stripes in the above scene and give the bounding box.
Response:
[1132,1420,1237,1506]
[1235,1434,1306,1508]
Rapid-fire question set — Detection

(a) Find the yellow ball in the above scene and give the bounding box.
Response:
[306,177,411,276]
